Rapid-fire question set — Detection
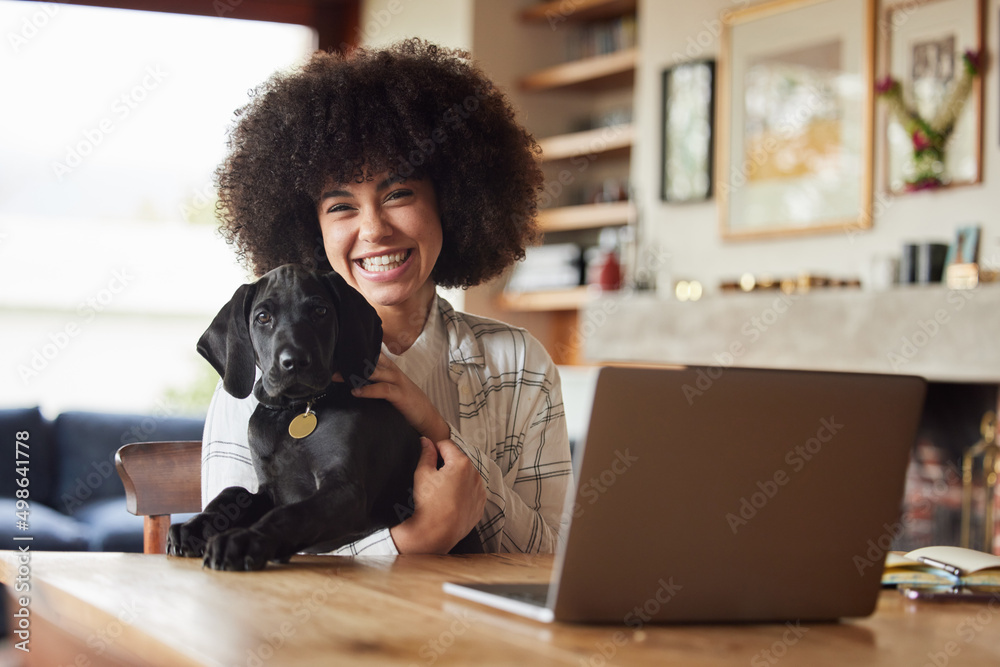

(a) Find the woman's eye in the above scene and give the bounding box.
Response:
[325,203,352,214]
[255,312,272,325]
[386,189,412,202]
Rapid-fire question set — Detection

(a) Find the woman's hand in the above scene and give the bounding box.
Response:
[334,356,449,442]
[389,437,487,554]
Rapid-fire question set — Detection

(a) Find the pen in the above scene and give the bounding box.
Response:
[916,557,963,578]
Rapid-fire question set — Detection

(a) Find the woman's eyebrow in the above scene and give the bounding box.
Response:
[376,174,406,191]
[319,188,352,201]
[319,176,406,201]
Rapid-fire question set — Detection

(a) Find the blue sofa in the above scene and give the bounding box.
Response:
[1,406,204,553]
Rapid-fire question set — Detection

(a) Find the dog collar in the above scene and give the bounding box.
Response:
[257,390,329,440]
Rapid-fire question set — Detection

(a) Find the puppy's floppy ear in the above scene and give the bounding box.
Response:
[197,281,258,399]
[320,271,383,386]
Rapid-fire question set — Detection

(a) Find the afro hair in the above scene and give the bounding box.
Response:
[215,38,543,288]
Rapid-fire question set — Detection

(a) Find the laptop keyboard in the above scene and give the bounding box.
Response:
[494,584,548,606]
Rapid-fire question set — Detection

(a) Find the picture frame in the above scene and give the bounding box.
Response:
[661,60,715,202]
[883,0,983,193]
[945,224,981,266]
[718,0,875,239]
[944,223,981,288]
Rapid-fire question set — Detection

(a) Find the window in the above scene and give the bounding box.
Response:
[1,1,317,416]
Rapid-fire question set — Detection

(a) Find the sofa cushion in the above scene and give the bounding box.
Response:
[75,497,197,552]
[74,497,143,552]
[52,410,204,516]
[0,407,56,506]
[0,498,89,551]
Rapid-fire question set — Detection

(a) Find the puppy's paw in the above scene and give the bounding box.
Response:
[167,513,222,558]
[203,527,274,571]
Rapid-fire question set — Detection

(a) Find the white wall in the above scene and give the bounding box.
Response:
[359,0,473,49]
[356,0,1000,295]
[635,0,1000,294]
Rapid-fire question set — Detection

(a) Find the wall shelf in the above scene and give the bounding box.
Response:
[463,0,638,366]
[538,201,633,232]
[520,0,637,24]
[519,47,637,93]
[537,124,633,162]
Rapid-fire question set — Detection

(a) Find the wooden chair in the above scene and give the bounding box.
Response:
[115,441,202,554]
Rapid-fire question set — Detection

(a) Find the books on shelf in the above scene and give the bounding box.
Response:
[566,15,637,61]
[881,546,1000,587]
[504,243,583,293]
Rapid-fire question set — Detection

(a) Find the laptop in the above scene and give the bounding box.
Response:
[443,365,926,623]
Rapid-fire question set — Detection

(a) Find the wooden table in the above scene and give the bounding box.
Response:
[3,551,1000,666]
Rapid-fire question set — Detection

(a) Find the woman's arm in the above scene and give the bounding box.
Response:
[388,436,487,553]
[342,356,450,442]
[347,356,487,553]
[444,350,574,554]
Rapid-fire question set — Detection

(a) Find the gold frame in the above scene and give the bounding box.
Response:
[718,0,876,240]
[881,0,984,193]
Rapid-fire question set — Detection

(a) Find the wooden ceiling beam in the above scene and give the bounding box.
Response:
[57,0,360,52]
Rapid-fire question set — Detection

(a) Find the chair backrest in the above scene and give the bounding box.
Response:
[115,441,202,554]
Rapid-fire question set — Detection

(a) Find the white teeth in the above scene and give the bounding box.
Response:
[360,251,408,272]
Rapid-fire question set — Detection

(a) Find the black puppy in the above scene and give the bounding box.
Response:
[168,264,481,570]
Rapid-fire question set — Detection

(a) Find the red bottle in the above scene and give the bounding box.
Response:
[597,249,622,290]
[591,228,622,291]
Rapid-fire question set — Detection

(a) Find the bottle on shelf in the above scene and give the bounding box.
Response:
[587,227,623,291]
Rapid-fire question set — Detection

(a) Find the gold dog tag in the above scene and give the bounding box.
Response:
[288,407,317,439]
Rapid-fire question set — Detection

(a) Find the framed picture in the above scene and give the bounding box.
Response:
[661,60,715,202]
[944,223,981,288]
[718,0,875,239]
[883,0,983,192]
[945,224,981,266]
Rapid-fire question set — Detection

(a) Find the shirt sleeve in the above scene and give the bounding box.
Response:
[330,528,400,556]
[201,380,257,508]
[448,338,574,554]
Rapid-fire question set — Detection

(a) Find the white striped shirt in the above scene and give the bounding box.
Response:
[200,295,574,555]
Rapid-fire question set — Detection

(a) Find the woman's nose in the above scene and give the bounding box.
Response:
[358,206,391,243]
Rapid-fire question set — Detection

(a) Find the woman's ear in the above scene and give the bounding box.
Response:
[196,282,258,398]
[320,271,383,387]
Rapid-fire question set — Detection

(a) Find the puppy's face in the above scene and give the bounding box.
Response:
[250,265,339,400]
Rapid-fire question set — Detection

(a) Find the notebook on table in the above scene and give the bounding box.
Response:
[443,365,926,624]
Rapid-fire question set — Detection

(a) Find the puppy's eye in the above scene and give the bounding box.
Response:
[313,306,328,318]
[255,312,272,325]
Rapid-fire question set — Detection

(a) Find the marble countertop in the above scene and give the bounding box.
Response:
[582,284,1000,383]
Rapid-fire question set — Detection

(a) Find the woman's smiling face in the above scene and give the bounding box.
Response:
[316,173,443,311]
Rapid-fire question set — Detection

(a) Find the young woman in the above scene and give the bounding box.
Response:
[201,39,574,554]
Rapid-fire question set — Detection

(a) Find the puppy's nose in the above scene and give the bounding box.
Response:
[278,349,310,372]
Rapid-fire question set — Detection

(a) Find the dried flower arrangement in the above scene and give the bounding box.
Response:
[876,50,981,191]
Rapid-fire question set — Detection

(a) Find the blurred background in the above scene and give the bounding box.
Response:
[1,2,320,417]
